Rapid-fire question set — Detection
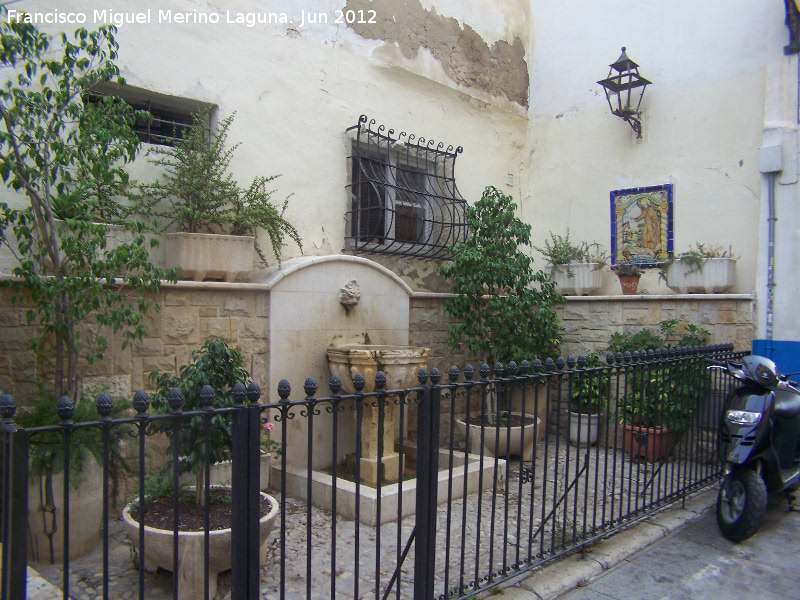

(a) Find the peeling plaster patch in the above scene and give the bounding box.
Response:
[343,0,529,108]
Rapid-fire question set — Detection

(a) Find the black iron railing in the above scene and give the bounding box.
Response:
[1,344,746,600]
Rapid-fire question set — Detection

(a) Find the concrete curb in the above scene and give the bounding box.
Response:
[486,487,718,600]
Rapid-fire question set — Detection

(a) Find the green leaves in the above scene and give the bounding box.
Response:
[439,186,564,365]
[136,110,301,265]
[148,339,250,488]
[1,11,176,399]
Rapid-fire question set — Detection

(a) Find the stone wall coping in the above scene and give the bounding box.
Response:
[410,291,755,301]
[558,293,755,302]
[0,273,755,302]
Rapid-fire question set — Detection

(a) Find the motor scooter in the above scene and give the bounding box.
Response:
[708,354,800,541]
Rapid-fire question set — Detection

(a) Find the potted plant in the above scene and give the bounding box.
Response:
[614,263,643,295]
[535,230,607,295]
[567,353,609,446]
[611,320,712,461]
[439,186,564,457]
[137,109,302,281]
[659,243,736,293]
[121,339,279,600]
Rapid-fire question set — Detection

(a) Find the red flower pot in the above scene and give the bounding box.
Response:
[618,276,640,295]
[622,424,675,461]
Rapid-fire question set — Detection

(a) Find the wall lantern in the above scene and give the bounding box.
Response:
[597,47,651,138]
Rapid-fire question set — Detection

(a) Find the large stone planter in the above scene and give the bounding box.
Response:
[165,232,255,282]
[552,262,602,296]
[122,488,279,600]
[179,453,273,490]
[27,460,104,563]
[664,257,736,293]
[454,413,541,459]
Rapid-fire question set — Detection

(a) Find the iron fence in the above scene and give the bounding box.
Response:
[1,344,747,600]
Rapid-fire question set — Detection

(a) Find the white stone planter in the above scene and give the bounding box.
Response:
[568,411,601,446]
[552,262,602,296]
[454,413,541,459]
[27,459,104,562]
[122,487,279,600]
[179,453,273,490]
[165,232,255,282]
[664,257,736,293]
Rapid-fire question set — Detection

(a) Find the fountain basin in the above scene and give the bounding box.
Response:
[327,344,430,484]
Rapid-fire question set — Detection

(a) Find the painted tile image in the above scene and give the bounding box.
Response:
[610,184,673,266]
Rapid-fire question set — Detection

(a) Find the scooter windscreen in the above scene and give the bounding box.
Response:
[740,355,779,388]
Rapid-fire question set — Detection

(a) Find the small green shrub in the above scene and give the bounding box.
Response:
[148,339,251,505]
[137,109,302,265]
[569,353,610,414]
[610,320,712,431]
[535,230,607,277]
[439,186,564,366]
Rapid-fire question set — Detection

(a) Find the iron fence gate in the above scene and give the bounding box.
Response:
[1,344,746,600]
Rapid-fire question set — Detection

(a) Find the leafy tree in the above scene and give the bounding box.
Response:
[0,11,176,400]
[439,185,564,367]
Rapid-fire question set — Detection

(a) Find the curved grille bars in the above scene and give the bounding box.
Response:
[345,115,468,260]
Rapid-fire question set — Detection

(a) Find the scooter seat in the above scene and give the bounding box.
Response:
[775,393,800,418]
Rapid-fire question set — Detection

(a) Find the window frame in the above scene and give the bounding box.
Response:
[86,83,214,146]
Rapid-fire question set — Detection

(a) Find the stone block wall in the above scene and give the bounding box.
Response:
[0,283,270,407]
[410,294,755,370]
[409,293,754,445]
[558,296,755,357]
[1,282,754,411]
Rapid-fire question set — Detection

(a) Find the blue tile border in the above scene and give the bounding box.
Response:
[610,183,674,267]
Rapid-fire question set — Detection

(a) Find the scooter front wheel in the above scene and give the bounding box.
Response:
[716,469,767,542]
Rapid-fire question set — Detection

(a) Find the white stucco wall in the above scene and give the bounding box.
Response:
[754,46,800,369]
[0,0,529,275]
[523,0,783,294]
[1,0,789,300]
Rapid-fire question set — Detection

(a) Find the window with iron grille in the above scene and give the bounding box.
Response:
[346,115,468,259]
[86,84,212,146]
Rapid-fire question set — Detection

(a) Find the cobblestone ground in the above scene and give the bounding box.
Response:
[31,434,717,600]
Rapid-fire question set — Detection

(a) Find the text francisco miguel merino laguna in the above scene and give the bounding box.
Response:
[4,8,377,28]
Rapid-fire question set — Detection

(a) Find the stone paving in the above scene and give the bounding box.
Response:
[28,435,715,600]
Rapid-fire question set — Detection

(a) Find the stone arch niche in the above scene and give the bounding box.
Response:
[260,255,415,471]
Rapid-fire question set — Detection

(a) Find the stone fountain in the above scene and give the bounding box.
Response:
[260,255,503,525]
[327,344,430,485]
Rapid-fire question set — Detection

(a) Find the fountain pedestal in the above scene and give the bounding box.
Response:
[327,345,430,485]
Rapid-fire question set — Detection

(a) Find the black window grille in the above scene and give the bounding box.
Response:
[84,88,209,146]
[129,100,194,146]
[345,115,468,259]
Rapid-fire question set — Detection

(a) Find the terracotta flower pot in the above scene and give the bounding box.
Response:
[618,276,640,295]
[622,424,675,461]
